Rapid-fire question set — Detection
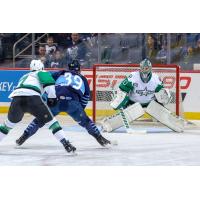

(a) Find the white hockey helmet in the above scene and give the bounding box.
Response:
[139,58,152,83]
[30,60,44,71]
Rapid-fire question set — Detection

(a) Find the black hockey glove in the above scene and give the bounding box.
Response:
[47,98,58,107]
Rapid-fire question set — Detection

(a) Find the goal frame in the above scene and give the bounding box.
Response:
[92,63,181,122]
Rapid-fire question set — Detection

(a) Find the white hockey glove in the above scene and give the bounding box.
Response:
[110,89,129,110]
[155,88,171,105]
[44,85,57,99]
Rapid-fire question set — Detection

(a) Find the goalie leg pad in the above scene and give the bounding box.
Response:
[101,102,145,132]
[146,100,184,132]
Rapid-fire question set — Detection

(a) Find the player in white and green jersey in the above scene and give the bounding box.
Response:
[0,60,76,153]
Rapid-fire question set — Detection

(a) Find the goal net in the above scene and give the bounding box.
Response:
[92,64,181,123]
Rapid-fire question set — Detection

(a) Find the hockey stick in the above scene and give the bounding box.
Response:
[119,108,147,134]
[110,89,146,134]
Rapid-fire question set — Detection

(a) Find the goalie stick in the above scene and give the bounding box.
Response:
[110,88,146,134]
[118,108,146,134]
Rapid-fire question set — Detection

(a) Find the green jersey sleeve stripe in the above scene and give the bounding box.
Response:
[119,77,134,93]
[155,84,164,93]
[38,71,55,85]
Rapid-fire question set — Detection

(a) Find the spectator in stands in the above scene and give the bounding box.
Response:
[156,42,168,64]
[35,45,50,67]
[170,34,187,64]
[0,34,4,62]
[101,47,112,64]
[194,39,200,55]
[65,33,87,65]
[145,34,159,63]
[52,33,71,50]
[45,36,57,56]
[178,46,196,70]
[0,33,18,60]
[192,39,200,65]
[170,34,186,49]
[79,33,99,67]
[100,33,116,64]
[84,33,98,49]
[186,33,200,47]
[50,50,65,68]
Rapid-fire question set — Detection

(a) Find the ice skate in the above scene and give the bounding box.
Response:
[93,134,111,146]
[16,134,30,146]
[61,139,76,153]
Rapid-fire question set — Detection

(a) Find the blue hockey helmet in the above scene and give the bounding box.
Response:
[68,60,81,72]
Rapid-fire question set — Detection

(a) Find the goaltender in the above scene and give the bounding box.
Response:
[101,58,184,133]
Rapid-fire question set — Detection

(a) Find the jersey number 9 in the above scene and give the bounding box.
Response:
[64,73,83,90]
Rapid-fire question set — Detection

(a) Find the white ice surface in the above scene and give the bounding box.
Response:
[0,115,200,166]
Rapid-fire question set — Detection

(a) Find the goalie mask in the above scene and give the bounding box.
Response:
[68,60,81,72]
[30,60,44,71]
[139,58,152,83]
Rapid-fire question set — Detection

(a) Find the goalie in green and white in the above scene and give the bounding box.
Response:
[101,58,184,133]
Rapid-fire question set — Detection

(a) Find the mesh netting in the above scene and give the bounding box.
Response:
[93,64,180,122]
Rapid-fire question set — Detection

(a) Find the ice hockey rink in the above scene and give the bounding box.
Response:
[0,114,200,166]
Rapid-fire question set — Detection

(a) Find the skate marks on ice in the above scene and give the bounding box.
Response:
[0,122,200,165]
[0,144,77,166]
[0,143,119,166]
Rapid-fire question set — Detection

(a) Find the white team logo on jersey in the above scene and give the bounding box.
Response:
[136,87,154,96]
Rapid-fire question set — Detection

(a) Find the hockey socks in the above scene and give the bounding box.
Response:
[16,119,41,145]
[48,119,76,153]
[83,120,112,146]
[85,121,101,136]
[0,126,7,141]
[24,119,41,138]
[0,119,15,141]
[54,129,76,152]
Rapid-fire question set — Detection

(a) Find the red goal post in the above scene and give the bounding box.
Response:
[92,64,181,123]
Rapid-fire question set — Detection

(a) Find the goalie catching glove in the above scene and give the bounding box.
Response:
[155,88,171,105]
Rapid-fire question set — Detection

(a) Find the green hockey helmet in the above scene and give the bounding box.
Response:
[139,58,152,83]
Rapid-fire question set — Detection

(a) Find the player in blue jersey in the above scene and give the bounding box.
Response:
[15,60,111,147]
